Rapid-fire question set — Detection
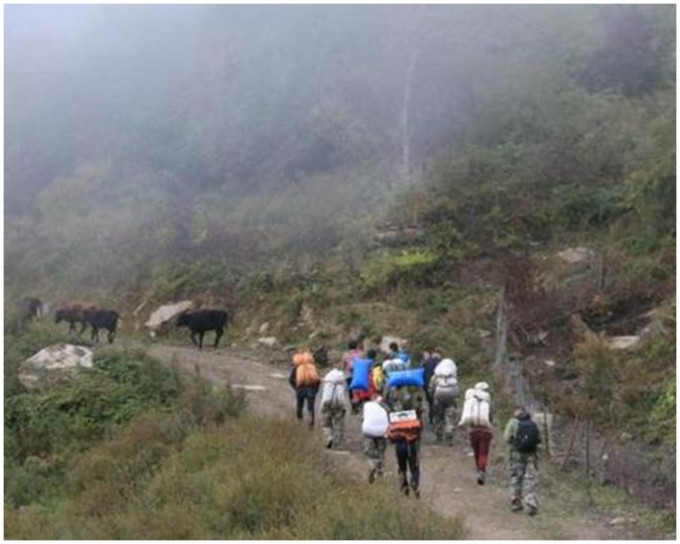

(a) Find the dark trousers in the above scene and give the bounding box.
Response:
[394,439,420,489]
[425,391,435,425]
[296,387,317,425]
[469,427,493,471]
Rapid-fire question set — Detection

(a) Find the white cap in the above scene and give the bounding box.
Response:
[475,381,489,391]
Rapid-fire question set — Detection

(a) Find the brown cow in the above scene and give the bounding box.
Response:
[54,300,96,334]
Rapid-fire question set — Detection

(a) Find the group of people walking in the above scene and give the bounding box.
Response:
[288,341,542,515]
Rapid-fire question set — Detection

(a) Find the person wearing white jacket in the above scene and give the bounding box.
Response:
[428,358,459,444]
[320,367,350,449]
[459,381,494,485]
[361,393,390,483]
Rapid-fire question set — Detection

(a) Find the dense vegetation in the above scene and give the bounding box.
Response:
[5,3,675,522]
[4,345,463,539]
[6,6,673,299]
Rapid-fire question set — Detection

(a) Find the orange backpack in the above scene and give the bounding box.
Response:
[386,409,422,442]
[293,352,320,388]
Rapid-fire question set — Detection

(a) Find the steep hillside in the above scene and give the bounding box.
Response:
[5,3,675,527]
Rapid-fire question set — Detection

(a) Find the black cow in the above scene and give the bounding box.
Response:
[177,309,228,349]
[84,308,119,344]
[22,297,43,321]
[55,300,97,333]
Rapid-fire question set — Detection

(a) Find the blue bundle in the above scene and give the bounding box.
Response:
[349,358,373,391]
[386,367,425,389]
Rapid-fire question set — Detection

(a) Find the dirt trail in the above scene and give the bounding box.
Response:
[140,342,620,540]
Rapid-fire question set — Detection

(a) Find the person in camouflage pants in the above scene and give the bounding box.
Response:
[364,435,387,483]
[432,398,457,443]
[503,407,541,515]
[509,452,539,512]
[428,358,458,444]
[322,403,346,449]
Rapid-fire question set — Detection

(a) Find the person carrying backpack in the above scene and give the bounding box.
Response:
[320,366,350,449]
[350,349,379,413]
[428,357,459,444]
[288,350,321,428]
[422,349,442,425]
[361,393,390,483]
[388,341,411,367]
[382,352,407,381]
[342,340,362,388]
[503,406,541,515]
[459,382,494,485]
[386,385,424,498]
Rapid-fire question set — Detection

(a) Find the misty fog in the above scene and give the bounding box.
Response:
[5,5,599,212]
[4,4,674,299]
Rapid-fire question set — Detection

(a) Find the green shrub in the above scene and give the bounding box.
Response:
[647,379,676,445]
[4,348,247,509]
[5,417,465,539]
[360,249,440,293]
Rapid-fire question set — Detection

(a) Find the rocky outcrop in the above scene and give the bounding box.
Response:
[145,301,193,335]
[18,343,93,390]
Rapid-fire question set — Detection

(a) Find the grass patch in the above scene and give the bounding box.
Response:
[5,416,465,539]
[539,457,676,539]
[4,347,246,508]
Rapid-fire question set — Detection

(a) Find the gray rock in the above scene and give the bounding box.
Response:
[231,384,267,392]
[19,343,94,390]
[607,336,640,350]
[609,517,636,526]
[258,336,280,348]
[558,246,595,264]
[145,301,193,331]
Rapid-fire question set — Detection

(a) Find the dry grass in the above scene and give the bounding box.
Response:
[5,415,465,540]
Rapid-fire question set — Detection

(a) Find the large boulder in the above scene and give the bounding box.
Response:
[19,343,93,391]
[145,301,193,335]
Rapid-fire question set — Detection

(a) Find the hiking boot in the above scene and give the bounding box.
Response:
[477,470,486,485]
[401,481,410,496]
[368,471,375,484]
[527,505,538,516]
[412,484,420,499]
[510,499,523,512]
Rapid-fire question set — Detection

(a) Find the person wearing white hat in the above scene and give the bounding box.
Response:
[459,381,494,485]
[428,357,459,444]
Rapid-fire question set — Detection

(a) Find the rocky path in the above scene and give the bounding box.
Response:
[138,342,620,540]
